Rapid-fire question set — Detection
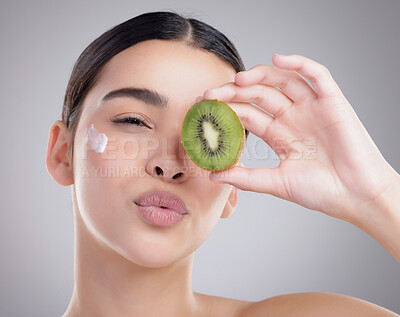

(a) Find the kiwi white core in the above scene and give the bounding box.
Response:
[203,121,220,150]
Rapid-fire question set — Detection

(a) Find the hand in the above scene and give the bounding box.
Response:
[199,54,400,225]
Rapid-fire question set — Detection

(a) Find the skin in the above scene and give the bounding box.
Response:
[46,40,245,317]
[201,54,400,264]
[46,40,400,316]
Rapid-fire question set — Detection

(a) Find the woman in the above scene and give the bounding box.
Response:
[45,11,400,316]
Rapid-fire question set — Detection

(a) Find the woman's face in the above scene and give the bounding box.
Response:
[72,40,239,268]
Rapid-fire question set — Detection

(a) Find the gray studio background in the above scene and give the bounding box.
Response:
[1,0,399,316]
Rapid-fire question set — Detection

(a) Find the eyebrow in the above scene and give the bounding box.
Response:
[101,87,168,108]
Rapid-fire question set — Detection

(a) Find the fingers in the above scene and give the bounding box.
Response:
[209,166,287,199]
[235,64,318,103]
[226,102,274,141]
[203,82,292,118]
[271,54,342,98]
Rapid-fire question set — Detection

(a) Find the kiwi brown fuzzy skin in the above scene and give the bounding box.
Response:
[182,99,246,172]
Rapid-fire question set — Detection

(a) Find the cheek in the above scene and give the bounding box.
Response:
[72,128,140,239]
[193,175,232,220]
[86,123,108,153]
[73,124,148,181]
[181,179,232,257]
[73,154,123,238]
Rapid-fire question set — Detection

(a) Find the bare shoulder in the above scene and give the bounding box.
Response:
[236,292,399,317]
[193,292,253,317]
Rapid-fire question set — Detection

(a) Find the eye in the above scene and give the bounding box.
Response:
[111,115,148,127]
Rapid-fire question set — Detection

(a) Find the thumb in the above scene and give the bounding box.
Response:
[209,166,285,197]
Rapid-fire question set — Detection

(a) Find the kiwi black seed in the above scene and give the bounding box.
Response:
[181,99,245,171]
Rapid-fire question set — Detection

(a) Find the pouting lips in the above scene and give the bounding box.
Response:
[134,190,188,215]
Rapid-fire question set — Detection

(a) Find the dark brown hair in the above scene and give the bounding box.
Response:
[62,11,249,161]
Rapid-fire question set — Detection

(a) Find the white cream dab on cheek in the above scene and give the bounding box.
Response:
[86,123,108,153]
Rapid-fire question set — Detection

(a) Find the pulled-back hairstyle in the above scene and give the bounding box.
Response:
[62,11,249,161]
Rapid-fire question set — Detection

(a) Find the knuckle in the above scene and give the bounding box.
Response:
[231,88,240,100]
[243,106,251,125]
[252,64,269,74]
[296,93,308,104]
[253,85,264,104]
[253,64,266,70]
[262,120,272,140]
[316,63,330,77]
[321,64,331,75]
[322,63,330,71]
[314,65,328,79]
[279,77,290,90]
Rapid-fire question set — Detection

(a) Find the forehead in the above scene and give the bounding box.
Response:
[92,40,236,107]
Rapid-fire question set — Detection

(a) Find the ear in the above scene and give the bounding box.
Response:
[45,120,74,186]
[220,185,238,218]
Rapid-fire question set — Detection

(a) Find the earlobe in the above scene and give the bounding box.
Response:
[45,120,74,186]
[220,186,238,218]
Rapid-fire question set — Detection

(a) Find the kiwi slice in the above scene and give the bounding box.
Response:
[182,99,245,171]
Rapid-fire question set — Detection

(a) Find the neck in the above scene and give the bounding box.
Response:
[63,189,200,317]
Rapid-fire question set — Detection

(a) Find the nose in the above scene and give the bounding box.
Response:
[154,165,185,180]
[145,136,189,183]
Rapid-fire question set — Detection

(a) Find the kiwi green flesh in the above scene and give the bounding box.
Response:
[182,100,244,171]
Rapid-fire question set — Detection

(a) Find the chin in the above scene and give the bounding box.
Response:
[114,235,190,269]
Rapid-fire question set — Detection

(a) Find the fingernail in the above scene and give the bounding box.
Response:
[236,70,248,78]
[210,174,227,184]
